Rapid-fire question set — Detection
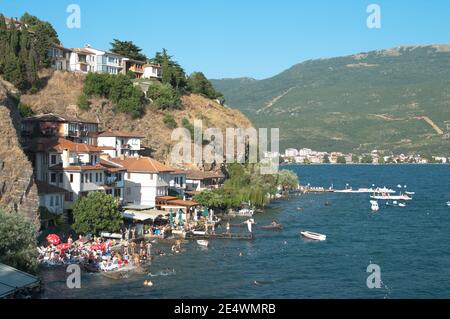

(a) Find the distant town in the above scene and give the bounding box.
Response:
[264,148,449,164]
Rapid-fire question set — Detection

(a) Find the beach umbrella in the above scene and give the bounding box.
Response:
[203,207,209,217]
[46,234,61,245]
[178,209,184,226]
[56,243,71,251]
[91,243,106,251]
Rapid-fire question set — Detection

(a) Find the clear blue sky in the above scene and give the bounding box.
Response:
[2,0,450,79]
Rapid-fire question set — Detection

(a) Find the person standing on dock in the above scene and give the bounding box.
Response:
[226,222,230,234]
[244,218,255,233]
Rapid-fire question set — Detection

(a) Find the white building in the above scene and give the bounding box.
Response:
[36,181,66,215]
[298,148,313,156]
[142,63,162,80]
[70,46,124,75]
[31,138,125,210]
[97,131,144,157]
[284,148,298,157]
[110,156,174,207]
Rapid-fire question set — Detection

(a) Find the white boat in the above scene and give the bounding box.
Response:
[300,231,326,241]
[405,191,415,195]
[446,201,450,207]
[235,208,254,217]
[370,194,412,201]
[398,203,406,207]
[197,240,209,247]
[370,200,379,212]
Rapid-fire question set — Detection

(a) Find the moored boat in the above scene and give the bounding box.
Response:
[370,200,379,212]
[197,240,209,247]
[300,231,326,241]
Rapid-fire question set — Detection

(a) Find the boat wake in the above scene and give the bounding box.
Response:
[148,269,176,277]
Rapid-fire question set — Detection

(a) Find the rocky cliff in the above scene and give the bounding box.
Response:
[20,71,254,166]
[0,78,39,225]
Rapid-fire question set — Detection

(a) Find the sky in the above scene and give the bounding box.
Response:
[1,0,450,79]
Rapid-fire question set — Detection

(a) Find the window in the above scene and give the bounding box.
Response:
[50,173,56,183]
[50,196,54,207]
[70,174,73,183]
[95,173,99,183]
[65,192,73,202]
[127,172,131,179]
[90,173,93,182]
[150,174,154,180]
[116,173,122,181]
[81,174,84,183]
[126,187,131,195]
[59,174,63,183]
[51,154,57,165]
[55,196,60,206]
[99,173,103,182]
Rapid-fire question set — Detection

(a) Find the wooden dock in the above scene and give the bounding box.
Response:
[185,232,254,241]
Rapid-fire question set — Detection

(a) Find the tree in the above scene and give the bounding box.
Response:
[72,192,123,235]
[110,39,146,61]
[151,49,187,90]
[163,113,177,129]
[352,154,360,163]
[187,72,224,100]
[277,170,299,190]
[0,210,38,274]
[323,155,330,164]
[361,155,373,164]
[337,156,346,164]
[147,82,181,110]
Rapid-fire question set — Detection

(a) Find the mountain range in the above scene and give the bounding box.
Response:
[211,45,450,155]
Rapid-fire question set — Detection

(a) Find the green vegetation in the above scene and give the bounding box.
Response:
[110,39,146,61]
[150,49,187,90]
[163,113,177,129]
[361,155,373,164]
[336,156,346,164]
[194,164,299,209]
[211,46,450,155]
[76,93,90,110]
[147,82,181,110]
[0,13,59,91]
[182,117,194,136]
[72,192,123,235]
[322,155,330,164]
[187,72,224,101]
[17,102,34,117]
[82,73,145,118]
[0,210,38,274]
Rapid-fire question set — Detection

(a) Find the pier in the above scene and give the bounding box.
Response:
[185,232,254,241]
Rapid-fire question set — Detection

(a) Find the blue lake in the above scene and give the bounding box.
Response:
[41,164,450,299]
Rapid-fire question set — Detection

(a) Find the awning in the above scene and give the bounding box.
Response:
[122,209,167,221]
[0,263,40,298]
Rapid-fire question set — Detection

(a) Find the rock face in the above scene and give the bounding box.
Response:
[0,78,39,225]
[20,71,254,164]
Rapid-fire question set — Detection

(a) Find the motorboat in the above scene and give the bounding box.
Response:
[370,200,379,212]
[370,194,412,201]
[446,201,450,207]
[300,231,326,241]
[197,240,209,247]
[398,203,406,207]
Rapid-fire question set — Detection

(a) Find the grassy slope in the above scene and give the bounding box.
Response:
[20,71,253,164]
[211,45,450,155]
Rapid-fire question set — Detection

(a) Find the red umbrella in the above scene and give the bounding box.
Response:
[91,243,106,251]
[56,243,71,251]
[46,234,61,245]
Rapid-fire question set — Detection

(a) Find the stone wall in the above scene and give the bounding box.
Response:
[0,79,39,226]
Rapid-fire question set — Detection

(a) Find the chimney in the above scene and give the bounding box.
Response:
[62,149,70,168]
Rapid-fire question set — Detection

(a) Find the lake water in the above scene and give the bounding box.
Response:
[40,165,450,299]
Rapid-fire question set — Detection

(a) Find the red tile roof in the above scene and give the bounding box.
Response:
[110,156,174,173]
[39,138,104,153]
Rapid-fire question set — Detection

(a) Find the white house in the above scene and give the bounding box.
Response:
[70,46,124,75]
[142,63,162,80]
[110,156,174,207]
[36,181,66,215]
[48,44,72,71]
[32,138,125,210]
[97,131,144,157]
[185,170,225,192]
[284,148,298,157]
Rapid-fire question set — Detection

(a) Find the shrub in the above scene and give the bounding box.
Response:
[182,117,194,136]
[77,93,90,110]
[147,83,181,110]
[163,113,177,129]
[17,102,34,118]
